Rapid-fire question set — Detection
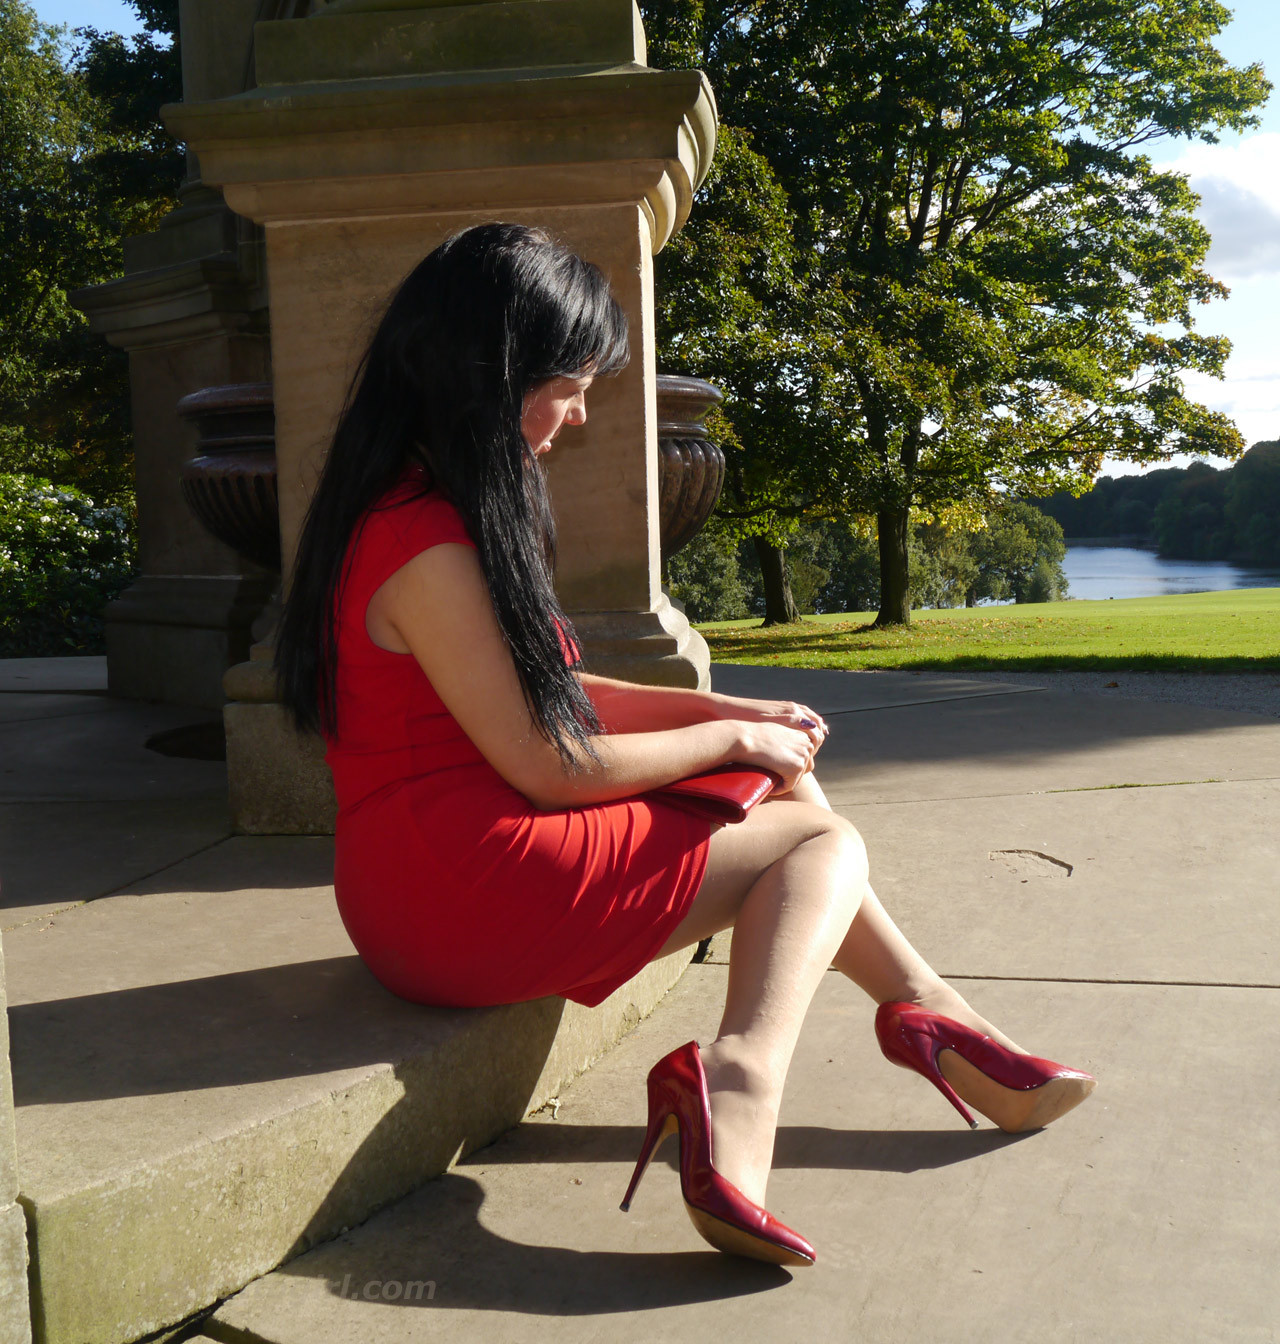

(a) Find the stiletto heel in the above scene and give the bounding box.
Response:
[875,1002,1097,1134]
[619,1040,816,1267]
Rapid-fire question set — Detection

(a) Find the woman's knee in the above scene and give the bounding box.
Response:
[772,801,869,886]
[701,800,867,895]
[788,799,865,847]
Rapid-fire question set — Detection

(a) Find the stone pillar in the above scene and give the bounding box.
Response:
[71,0,275,709]
[165,0,717,831]
[0,937,32,1344]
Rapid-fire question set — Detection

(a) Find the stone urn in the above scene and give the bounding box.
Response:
[655,374,725,561]
[176,382,281,572]
[176,375,726,571]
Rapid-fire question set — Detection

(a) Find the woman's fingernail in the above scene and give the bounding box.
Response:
[800,718,816,728]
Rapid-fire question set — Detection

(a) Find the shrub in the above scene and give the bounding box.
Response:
[1023,556,1063,604]
[666,525,752,623]
[0,473,135,656]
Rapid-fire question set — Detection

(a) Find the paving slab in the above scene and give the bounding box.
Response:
[0,797,232,928]
[0,656,106,694]
[0,693,118,726]
[845,778,1280,988]
[807,690,1280,804]
[711,662,1280,803]
[0,699,226,803]
[702,780,1280,988]
[3,836,695,1344]
[205,963,1280,1344]
[709,663,1040,714]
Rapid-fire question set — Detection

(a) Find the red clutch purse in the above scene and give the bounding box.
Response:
[647,764,782,825]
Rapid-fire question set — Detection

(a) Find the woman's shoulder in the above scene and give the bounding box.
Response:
[364,467,476,555]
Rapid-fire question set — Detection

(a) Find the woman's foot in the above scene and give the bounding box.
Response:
[875,1000,1096,1132]
[897,982,1027,1055]
[697,1039,782,1208]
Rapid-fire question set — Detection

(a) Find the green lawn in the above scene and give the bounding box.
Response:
[697,588,1280,672]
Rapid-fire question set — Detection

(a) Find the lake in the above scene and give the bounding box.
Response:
[1062,544,1280,601]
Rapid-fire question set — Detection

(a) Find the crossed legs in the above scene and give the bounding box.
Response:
[651,771,1017,1206]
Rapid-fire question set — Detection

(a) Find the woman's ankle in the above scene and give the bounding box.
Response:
[700,1036,784,1107]
[698,1038,783,1206]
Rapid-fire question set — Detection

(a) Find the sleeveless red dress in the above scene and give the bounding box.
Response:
[324,471,713,1009]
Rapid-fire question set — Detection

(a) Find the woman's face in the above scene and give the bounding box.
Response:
[521,374,594,458]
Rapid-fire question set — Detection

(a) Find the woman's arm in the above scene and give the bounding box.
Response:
[577,672,733,733]
[370,545,815,810]
[579,671,830,741]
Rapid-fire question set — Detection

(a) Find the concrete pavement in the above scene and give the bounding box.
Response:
[0,658,1277,1342]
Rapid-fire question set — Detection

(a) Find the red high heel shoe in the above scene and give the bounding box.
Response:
[875,1002,1097,1134]
[619,1040,815,1267]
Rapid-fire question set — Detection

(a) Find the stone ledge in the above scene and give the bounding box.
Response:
[6,838,692,1344]
[0,1203,31,1344]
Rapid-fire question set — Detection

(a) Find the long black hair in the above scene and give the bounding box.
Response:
[274,222,630,769]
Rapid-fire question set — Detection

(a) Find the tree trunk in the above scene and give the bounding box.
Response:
[874,506,912,626]
[753,536,801,625]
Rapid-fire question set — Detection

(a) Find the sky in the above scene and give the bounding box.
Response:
[31,0,1280,473]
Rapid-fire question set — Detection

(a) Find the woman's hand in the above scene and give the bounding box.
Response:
[715,694,830,759]
[730,719,820,795]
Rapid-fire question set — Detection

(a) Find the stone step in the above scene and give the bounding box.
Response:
[199,966,1279,1344]
[5,838,689,1344]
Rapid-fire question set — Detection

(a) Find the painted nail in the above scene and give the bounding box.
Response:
[800,718,817,728]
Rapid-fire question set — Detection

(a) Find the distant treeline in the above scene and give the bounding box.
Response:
[669,500,1070,623]
[1039,441,1280,566]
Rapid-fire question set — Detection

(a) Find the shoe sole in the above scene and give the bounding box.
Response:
[939,1052,1097,1133]
[684,1204,815,1267]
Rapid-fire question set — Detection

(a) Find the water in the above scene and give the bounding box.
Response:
[1062,544,1280,601]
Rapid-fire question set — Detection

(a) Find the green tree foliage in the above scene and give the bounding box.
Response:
[0,0,180,502]
[641,0,1269,626]
[1041,467,1182,538]
[668,499,1067,619]
[1041,441,1280,564]
[665,521,754,622]
[1224,443,1280,566]
[1152,461,1230,559]
[967,499,1069,604]
[0,472,135,654]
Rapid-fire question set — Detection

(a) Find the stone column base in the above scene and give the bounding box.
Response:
[573,591,710,690]
[106,573,275,709]
[223,651,336,835]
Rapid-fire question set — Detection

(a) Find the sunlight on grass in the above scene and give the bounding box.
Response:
[697,588,1280,672]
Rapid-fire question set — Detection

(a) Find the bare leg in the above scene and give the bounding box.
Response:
[647,768,1031,1209]
[778,774,1023,1051]
[650,801,868,1205]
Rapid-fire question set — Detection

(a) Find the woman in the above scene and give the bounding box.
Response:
[275,222,1096,1269]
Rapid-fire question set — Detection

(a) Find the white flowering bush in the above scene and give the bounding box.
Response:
[0,474,136,656]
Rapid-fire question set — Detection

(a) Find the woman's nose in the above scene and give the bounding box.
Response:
[566,394,587,426]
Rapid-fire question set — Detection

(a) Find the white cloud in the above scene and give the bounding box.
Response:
[1160,133,1280,279]
[1179,366,1280,448]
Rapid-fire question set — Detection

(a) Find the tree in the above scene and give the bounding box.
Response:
[665,523,753,622]
[0,0,180,502]
[1152,460,1230,558]
[641,9,835,625]
[642,0,1268,625]
[994,500,1068,604]
[964,508,1036,604]
[1224,442,1280,566]
[911,522,980,607]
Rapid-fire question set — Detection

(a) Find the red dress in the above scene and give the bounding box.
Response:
[324,471,713,1009]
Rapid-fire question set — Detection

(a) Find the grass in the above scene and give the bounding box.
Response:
[696,587,1280,673]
